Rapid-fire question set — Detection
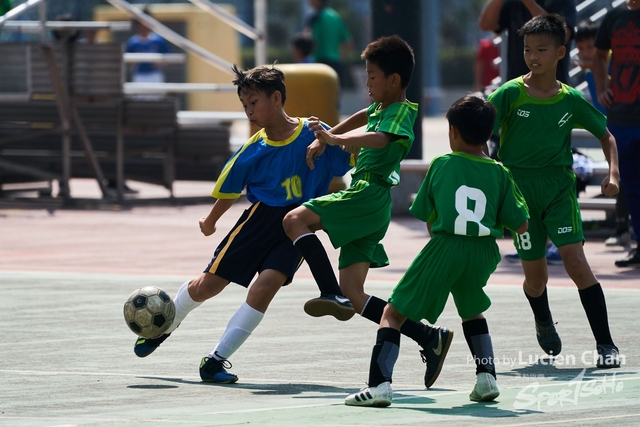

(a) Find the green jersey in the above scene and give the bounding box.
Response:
[488,77,607,169]
[410,152,529,238]
[351,101,417,186]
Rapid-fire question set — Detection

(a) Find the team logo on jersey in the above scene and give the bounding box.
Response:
[558,113,573,127]
[516,109,530,118]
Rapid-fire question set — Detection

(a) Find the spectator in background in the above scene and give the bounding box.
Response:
[575,19,631,248]
[126,8,169,83]
[478,0,577,84]
[593,0,640,267]
[574,20,606,114]
[474,37,500,93]
[1,0,12,16]
[291,32,315,63]
[306,0,353,88]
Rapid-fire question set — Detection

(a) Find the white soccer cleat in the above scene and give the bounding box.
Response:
[345,381,392,407]
[469,372,500,402]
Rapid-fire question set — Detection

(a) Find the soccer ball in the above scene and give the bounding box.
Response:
[123,286,175,339]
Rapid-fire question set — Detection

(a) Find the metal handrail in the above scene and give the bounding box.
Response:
[188,0,263,41]
[0,0,47,28]
[105,0,235,76]
[1,20,131,32]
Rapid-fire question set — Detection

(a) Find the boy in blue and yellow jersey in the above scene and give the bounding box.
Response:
[345,95,528,407]
[283,35,452,389]
[488,14,622,368]
[132,65,354,383]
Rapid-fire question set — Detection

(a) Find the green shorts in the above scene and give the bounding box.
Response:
[510,167,583,261]
[389,234,499,324]
[303,176,392,269]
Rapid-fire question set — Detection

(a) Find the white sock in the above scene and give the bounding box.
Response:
[167,281,202,333]
[209,302,264,360]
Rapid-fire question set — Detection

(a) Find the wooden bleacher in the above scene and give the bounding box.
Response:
[0,41,231,204]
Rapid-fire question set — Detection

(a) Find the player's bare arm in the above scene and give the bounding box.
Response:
[199,198,237,236]
[598,129,620,197]
[315,128,390,149]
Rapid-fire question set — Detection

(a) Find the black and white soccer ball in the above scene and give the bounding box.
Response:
[123,286,175,339]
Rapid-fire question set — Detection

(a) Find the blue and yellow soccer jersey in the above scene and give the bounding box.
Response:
[212,118,354,206]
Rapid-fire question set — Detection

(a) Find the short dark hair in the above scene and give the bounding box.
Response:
[361,35,414,89]
[575,19,600,43]
[518,13,566,47]
[292,32,315,58]
[231,64,287,105]
[446,95,496,146]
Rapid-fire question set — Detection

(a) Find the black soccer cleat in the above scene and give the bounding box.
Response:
[420,326,454,388]
[134,333,171,358]
[535,317,562,356]
[596,344,621,369]
[199,356,238,383]
[303,294,355,321]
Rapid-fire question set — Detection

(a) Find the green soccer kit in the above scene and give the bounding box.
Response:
[488,77,608,259]
[389,152,529,323]
[304,101,417,269]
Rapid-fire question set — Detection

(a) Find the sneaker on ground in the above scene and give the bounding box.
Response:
[504,253,520,263]
[615,248,640,268]
[344,381,392,407]
[134,333,171,358]
[535,317,562,356]
[469,372,500,402]
[596,344,621,368]
[303,294,355,321]
[199,356,238,383]
[605,231,631,247]
[420,326,454,388]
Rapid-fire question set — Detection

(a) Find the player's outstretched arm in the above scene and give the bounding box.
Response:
[327,109,368,135]
[598,129,620,197]
[199,198,237,236]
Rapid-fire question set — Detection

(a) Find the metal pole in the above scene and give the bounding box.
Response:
[189,0,264,41]
[254,0,267,67]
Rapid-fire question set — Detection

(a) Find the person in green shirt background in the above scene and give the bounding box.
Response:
[306,0,353,88]
[1,0,13,16]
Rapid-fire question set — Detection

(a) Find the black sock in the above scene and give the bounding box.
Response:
[361,295,434,346]
[579,283,614,346]
[293,234,342,296]
[525,287,551,323]
[462,318,496,377]
[368,327,400,387]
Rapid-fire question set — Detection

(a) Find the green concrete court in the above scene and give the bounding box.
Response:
[1,200,639,426]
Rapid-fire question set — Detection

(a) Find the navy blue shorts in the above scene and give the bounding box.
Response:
[203,202,302,287]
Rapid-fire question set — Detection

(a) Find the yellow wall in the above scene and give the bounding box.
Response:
[94,3,240,111]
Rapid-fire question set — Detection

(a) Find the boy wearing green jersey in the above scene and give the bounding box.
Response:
[487,14,622,368]
[344,95,529,407]
[283,35,452,389]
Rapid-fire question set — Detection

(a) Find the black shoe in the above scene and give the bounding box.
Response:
[420,326,454,388]
[535,317,562,356]
[303,294,355,321]
[596,344,621,368]
[615,248,640,268]
[199,356,238,383]
[134,333,171,358]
